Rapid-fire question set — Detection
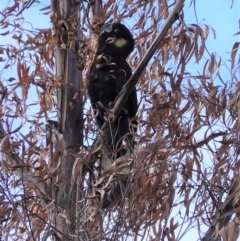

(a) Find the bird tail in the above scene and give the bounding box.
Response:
[97,143,133,208]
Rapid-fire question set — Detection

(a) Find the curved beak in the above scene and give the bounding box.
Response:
[100,24,112,34]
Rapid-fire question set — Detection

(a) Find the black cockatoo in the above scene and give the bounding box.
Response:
[87,23,138,207]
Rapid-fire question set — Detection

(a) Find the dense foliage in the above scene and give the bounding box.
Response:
[0,0,239,240]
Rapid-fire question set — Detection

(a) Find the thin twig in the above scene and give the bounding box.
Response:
[91,0,185,158]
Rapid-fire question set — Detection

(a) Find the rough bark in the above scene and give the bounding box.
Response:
[51,0,83,239]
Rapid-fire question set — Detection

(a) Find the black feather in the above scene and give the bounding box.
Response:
[87,23,137,157]
[87,23,138,207]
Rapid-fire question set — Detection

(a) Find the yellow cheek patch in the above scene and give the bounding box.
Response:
[114,38,127,47]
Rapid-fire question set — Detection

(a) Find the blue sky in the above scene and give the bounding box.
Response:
[186,0,239,56]
[177,2,240,239]
[1,0,239,78]
[0,0,239,240]
[184,0,239,79]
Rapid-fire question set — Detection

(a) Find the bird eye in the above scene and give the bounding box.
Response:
[114,28,120,33]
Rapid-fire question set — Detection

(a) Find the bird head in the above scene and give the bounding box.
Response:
[97,23,135,59]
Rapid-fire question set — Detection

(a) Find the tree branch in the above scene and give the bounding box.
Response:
[111,0,184,119]
[0,128,47,196]
[201,187,239,240]
[91,0,185,159]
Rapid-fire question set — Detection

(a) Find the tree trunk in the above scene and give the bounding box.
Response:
[51,0,83,239]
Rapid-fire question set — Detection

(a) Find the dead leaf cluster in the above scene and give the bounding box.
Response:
[0,0,240,240]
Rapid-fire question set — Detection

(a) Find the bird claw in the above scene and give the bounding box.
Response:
[104,114,108,121]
